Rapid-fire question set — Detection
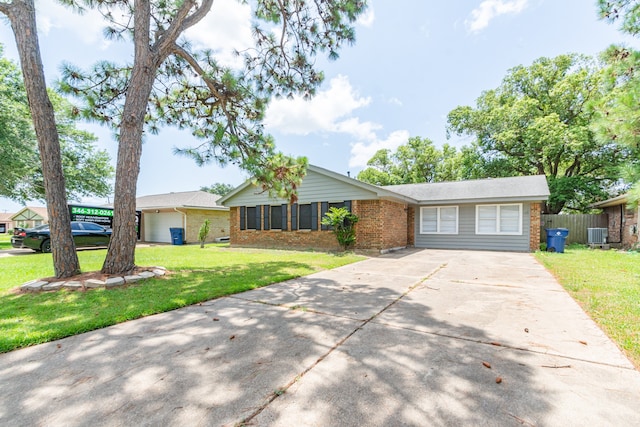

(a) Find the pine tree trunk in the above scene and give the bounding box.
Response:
[3,0,80,278]
[101,0,155,275]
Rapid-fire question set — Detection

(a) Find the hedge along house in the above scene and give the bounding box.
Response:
[219,165,550,253]
[136,191,229,244]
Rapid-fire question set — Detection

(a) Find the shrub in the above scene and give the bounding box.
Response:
[321,207,359,250]
[198,219,211,248]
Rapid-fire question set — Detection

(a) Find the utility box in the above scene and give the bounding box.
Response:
[587,228,608,244]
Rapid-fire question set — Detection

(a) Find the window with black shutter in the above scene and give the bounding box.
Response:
[271,205,282,229]
[246,206,257,229]
[298,204,312,229]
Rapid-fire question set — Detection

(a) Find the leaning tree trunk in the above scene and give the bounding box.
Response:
[2,0,80,278]
[101,0,156,275]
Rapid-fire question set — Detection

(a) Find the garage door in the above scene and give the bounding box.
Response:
[144,212,184,243]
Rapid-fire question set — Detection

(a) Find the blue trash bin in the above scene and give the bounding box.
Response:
[546,228,569,253]
[169,227,184,245]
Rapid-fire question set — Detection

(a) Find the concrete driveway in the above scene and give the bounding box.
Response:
[1,249,639,426]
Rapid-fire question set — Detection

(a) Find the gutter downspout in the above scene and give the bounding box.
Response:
[174,207,187,242]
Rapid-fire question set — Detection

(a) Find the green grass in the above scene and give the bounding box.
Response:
[535,245,640,368]
[0,244,364,353]
[0,233,11,250]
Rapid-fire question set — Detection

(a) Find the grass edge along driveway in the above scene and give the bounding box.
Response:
[535,245,640,369]
[0,244,364,353]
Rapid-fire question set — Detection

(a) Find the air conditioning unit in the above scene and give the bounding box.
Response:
[588,228,608,244]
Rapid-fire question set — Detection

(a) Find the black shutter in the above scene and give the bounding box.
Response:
[281,204,288,231]
[345,200,352,212]
[255,205,262,230]
[264,205,270,230]
[291,203,298,230]
[313,202,320,231]
[320,202,328,230]
[239,206,246,230]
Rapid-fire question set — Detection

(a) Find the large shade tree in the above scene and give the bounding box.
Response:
[1,49,113,202]
[60,0,367,274]
[357,137,462,185]
[596,0,640,207]
[0,0,80,278]
[447,54,632,214]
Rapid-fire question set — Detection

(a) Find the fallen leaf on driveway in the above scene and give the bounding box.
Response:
[496,377,502,383]
[579,340,588,345]
[230,335,236,340]
[482,361,492,369]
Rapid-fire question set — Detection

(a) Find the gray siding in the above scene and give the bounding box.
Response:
[414,203,531,252]
[224,169,380,206]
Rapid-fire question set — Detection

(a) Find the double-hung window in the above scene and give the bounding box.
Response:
[476,204,522,235]
[420,206,458,234]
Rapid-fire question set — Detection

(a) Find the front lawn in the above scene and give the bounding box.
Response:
[535,245,640,368]
[0,244,364,353]
[0,233,11,250]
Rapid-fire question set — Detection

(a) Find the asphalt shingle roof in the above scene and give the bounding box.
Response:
[383,175,550,204]
[135,191,227,209]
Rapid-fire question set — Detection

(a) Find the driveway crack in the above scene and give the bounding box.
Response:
[235,263,448,426]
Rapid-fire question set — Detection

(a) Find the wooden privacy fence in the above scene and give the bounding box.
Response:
[540,214,608,245]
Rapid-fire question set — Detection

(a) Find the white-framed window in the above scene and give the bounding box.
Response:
[476,203,522,235]
[420,206,458,234]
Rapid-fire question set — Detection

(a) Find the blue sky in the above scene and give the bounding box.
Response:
[1,0,638,213]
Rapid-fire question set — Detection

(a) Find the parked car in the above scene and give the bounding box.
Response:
[11,222,111,253]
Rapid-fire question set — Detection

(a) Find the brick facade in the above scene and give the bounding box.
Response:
[529,202,542,251]
[184,209,229,244]
[229,199,409,252]
[352,200,409,251]
[406,206,415,247]
[603,205,639,249]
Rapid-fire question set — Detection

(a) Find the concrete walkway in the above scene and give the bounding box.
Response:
[1,249,639,426]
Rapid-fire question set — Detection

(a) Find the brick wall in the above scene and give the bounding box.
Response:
[529,202,541,252]
[407,206,415,247]
[229,199,409,252]
[604,205,639,249]
[185,209,229,244]
[352,199,408,250]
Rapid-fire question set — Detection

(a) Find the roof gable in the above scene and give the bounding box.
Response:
[220,165,413,206]
[11,207,48,222]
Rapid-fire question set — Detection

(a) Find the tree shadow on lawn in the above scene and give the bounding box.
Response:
[0,264,636,426]
[1,264,621,425]
[0,261,318,353]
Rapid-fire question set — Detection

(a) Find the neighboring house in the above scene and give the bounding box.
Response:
[0,212,15,233]
[591,194,639,249]
[219,165,550,253]
[136,191,229,244]
[10,207,49,229]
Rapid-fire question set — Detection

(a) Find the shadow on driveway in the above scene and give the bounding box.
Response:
[0,249,639,426]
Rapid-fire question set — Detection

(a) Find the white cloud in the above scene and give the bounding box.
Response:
[465,0,528,33]
[357,6,376,28]
[388,97,403,106]
[265,75,372,135]
[36,0,110,47]
[349,130,410,168]
[185,0,254,67]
